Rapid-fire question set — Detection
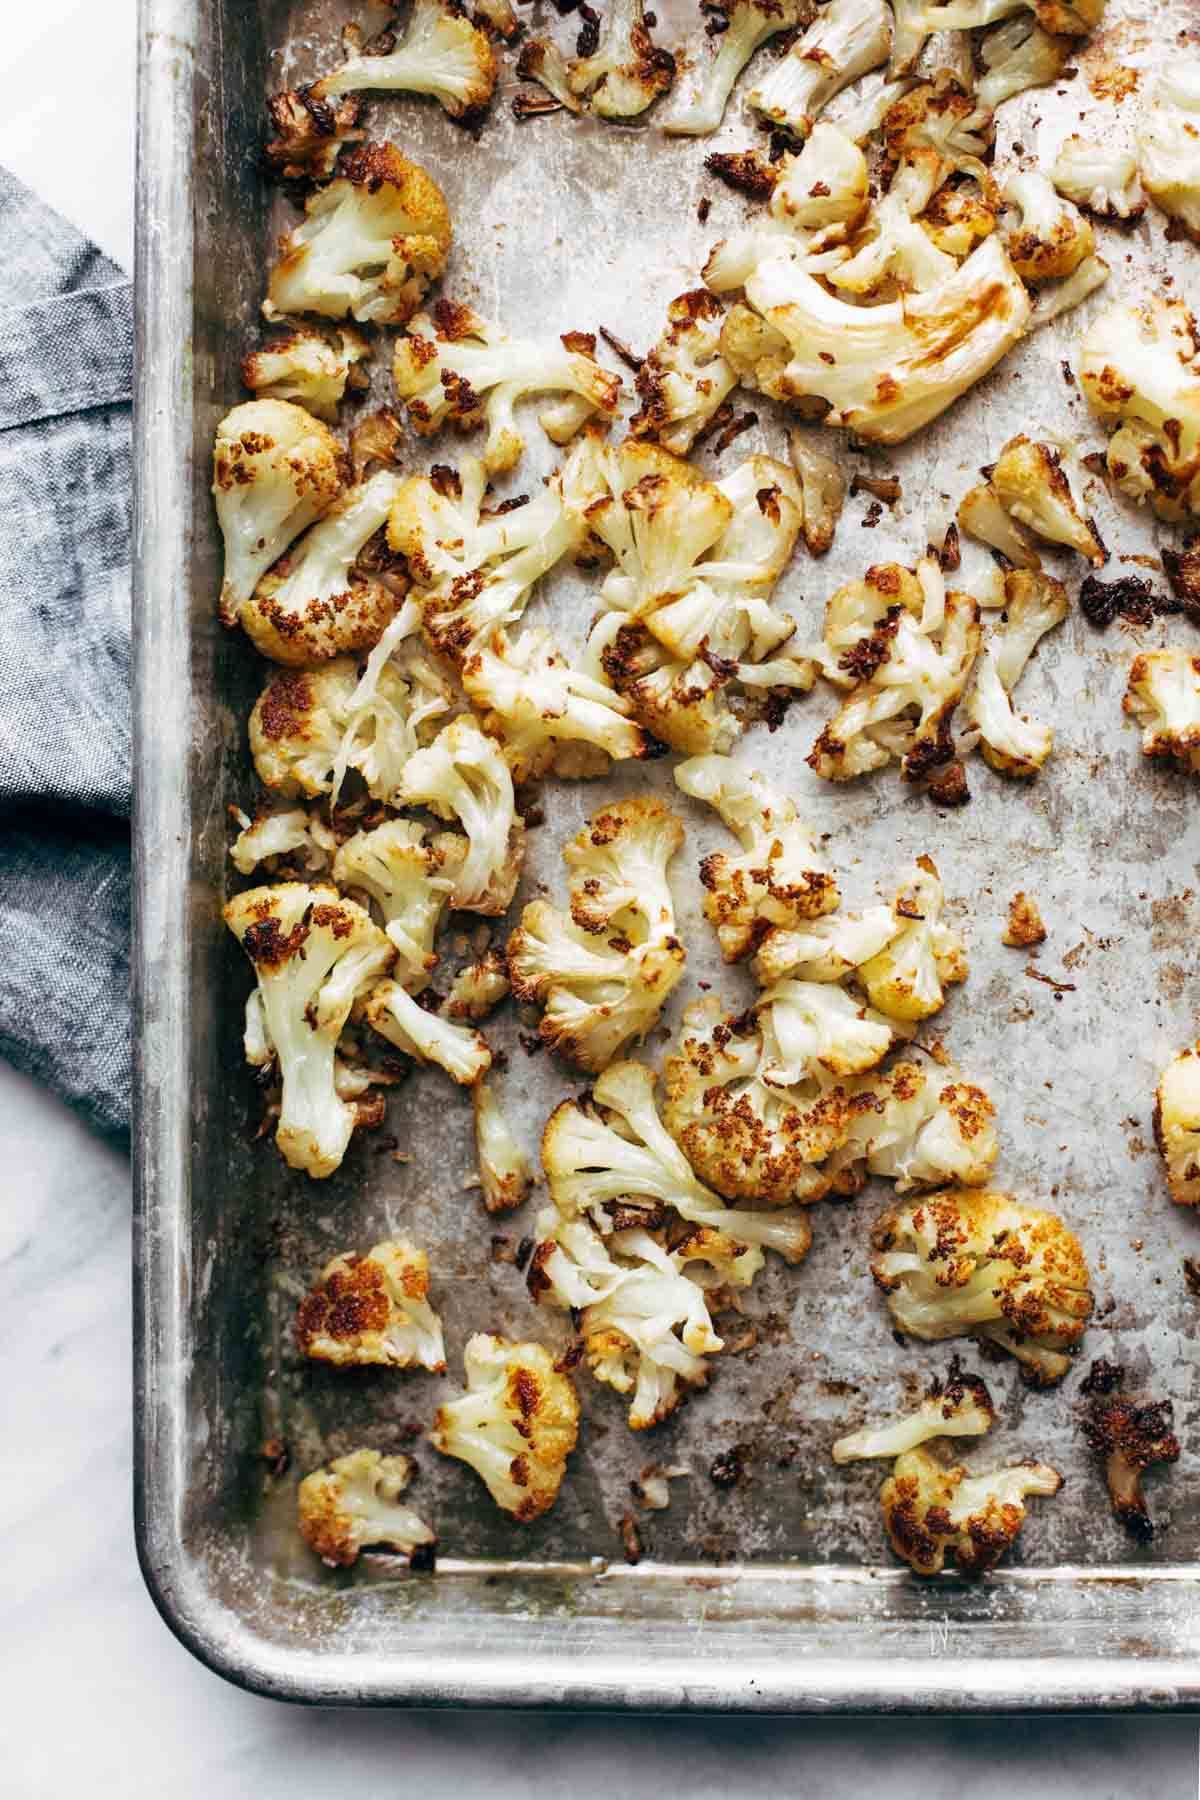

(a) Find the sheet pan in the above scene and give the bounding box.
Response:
[133,0,1200,1707]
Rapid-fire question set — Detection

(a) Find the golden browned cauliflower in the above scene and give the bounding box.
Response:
[871,1188,1094,1383]
[295,1239,446,1371]
[297,1449,436,1567]
[429,1334,580,1520]
[880,1446,1062,1576]
[1154,1041,1200,1207]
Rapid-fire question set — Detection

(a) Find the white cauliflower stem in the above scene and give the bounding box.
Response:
[1155,1042,1200,1208]
[297,1450,435,1567]
[661,0,810,137]
[871,1187,1094,1382]
[507,796,685,1070]
[313,0,499,122]
[748,0,892,140]
[265,143,452,327]
[430,1334,580,1519]
[212,400,345,621]
[832,1362,996,1462]
[365,978,493,1084]
[295,1239,446,1371]
[473,1079,534,1213]
[393,302,622,472]
[224,884,395,1178]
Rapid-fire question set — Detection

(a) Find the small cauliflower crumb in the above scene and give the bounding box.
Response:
[1003,891,1047,948]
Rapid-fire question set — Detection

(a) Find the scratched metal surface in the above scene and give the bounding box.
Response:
[134,0,1200,1707]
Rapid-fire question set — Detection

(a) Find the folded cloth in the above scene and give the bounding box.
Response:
[0,167,132,1137]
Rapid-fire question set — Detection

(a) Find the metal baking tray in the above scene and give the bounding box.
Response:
[133,0,1200,1709]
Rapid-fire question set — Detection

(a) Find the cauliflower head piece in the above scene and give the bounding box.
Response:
[881,1445,1062,1575]
[1079,296,1200,524]
[297,1449,435,1567]
[1124,649,1200,773]
[747,0,892,140]
[508,795,685,1070]
[1052,136,1145,223]
[333,818,465,986]
[364,977,493,1085]
[832,1360,996,1463]
[871,1187,1094,1382]
[394,301,622,473]
[1154,1040,1200,1207]
[212,400,346,620]
[628,290,738,456]
[464,627,648,783]
[265,142,452,327]
[675,754,838,963]
[430,1334,580,1519]
[237,471,409,665]
[964,567,1069,779]
[565,0,676,118]
[1137,64,1200,243]
[313,0,499,123]
[224,883,395,1177]
[473,1078,534,1213]
[242,323,370,422]
[395,714,525,914]
[661,0,810,137]
[295,1238,446,1371]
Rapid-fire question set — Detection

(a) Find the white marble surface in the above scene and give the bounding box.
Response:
[3,3,1199,1794]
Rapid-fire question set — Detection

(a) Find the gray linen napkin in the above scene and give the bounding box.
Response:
[0,168,132,1137]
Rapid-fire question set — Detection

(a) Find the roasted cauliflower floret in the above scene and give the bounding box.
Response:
[758,977,900,1081]
[964,567,1069,778]
[957,481,1039,568]
[1083,1374,1181,1540]
[390,455,582,663]
[224,884,395,1177]
[750,904,902,985]
[566,0,676,118]
[542,1057,816,1260]
[529,1208,758,1427]
[264,143,452,327]
[263,87,365,186]
[831,1059,998,1194]
[235,471,408,665]
[788,431,847,557]
[1000,168,1095,281]
[986,436,1102,563]
[313,0,498,122]
[675,754,838,963]
[249,629,455,801]
[332,819,465,985]
[728,237,1029,446]
[393,302,622,472]
[465,628,647,782]
[702,120,870,294]
[242,324,370,422]
[880,1446,1062,1576]
[297,1450,435,1567]
[212,400,346,621]
[1123,650,1200,773]
[858,856,967,1027]
[871,1187,1094,1382]
[395,714,525,913]
[1051,137,1145,222]
[661,999,848,1206]
[507,796,685,1070]
[364,978,492,1084]
[472,1078,534,1213]
[1154,1040,1200,1207]
[1079,298,1200,524]
[661,0,810,136]
[430,1334,579,1519]
[832,1360,996,1463]
[445,949,510,1021]
[919,0,1102,32]
[809,571,982,785]
[747,0,891,140]
[228,802,332,877]
[976,17,1069,111]
[1137,64,1200,242]
[628,291,737,456]
[295,1239,446,1371]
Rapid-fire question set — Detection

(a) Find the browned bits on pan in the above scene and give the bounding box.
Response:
[926,761,970,807]
[619,1513,644,1563]
[710,1443,750,1487]
[1079,572,1172,630]
[1163,536,1200,620]
[704,150,778,200]
[1082,1373,1180,1541]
